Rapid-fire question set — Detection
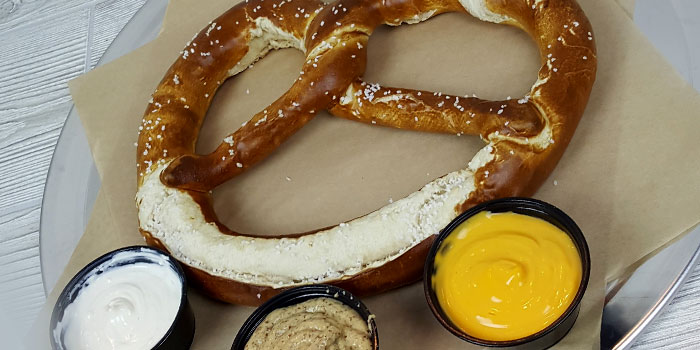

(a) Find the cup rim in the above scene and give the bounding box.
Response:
[231,284,379,350]
[423,197,591,347]
[49,245,189,350]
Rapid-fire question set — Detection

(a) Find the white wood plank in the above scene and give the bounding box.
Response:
[91,0,148,68]
[0,10,90,119]
[633,265,700,349]
[0,0,48,25]
[0,245,39,266]
[0,0,107,31]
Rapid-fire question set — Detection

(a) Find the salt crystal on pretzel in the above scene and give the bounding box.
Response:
[136,0,596,305]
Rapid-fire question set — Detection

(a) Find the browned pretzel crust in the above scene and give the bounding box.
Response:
[135,0,596,305]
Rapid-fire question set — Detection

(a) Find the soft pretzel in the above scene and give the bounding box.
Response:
[136,0,596,305]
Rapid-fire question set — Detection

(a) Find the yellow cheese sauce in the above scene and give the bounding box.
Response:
[432,211,582,341]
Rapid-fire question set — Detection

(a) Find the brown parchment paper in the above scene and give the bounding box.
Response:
[30,0,700,348]
[617,0,635,18]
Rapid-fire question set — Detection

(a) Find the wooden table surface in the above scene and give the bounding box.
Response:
[1,0,698,348]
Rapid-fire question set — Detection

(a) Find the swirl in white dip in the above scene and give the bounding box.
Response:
[54,250,182,350]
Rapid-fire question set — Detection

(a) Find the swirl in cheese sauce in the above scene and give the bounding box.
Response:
[433,211,581,341]
[54,250,182,350]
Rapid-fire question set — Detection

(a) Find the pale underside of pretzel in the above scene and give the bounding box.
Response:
[135,0,596,305]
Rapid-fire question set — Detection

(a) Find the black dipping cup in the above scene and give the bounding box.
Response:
[424,197,591,350]
[50,246,195,350]
[232,284,379,350]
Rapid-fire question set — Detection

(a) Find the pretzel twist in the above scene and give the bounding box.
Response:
[136,0,596,305]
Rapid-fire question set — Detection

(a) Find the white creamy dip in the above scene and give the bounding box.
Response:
[53,250,182,350]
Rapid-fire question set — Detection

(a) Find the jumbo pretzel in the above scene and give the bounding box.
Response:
[136,0,596,305]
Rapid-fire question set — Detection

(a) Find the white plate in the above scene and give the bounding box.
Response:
[38,0,700,348]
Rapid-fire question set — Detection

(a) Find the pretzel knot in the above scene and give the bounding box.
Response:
[136,0,596,305]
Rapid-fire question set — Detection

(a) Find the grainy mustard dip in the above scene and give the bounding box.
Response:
[245,297,372,350]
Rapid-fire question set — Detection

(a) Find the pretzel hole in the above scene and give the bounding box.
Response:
[205,113,482,236]
[195,41,482,236]
[189,12,540,237]
[197,48,305,155]
[365,13,539,100]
